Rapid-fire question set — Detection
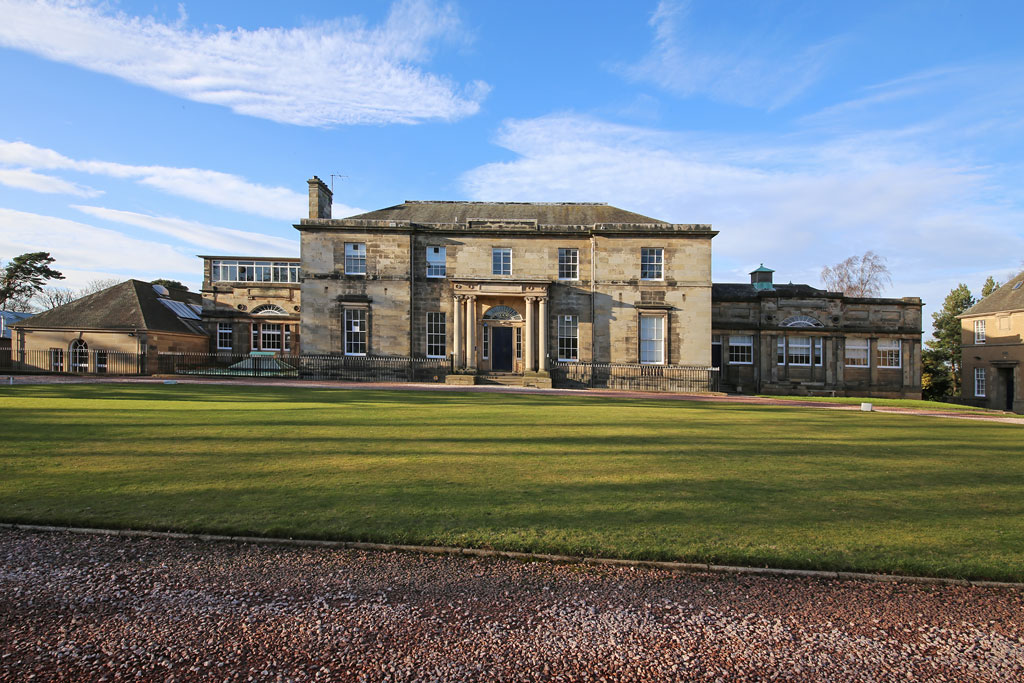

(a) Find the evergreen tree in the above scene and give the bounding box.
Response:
[926,283,976,394]
[980,275,1001,298]
[0,252,64,310]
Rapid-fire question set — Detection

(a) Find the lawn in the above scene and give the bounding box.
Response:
[1,383,1021,581]
[757,395,993,413]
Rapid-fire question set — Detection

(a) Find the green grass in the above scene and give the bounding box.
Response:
[1,384,1022,581]
[757,395,994,413]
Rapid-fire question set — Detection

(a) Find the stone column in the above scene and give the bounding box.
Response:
[452,295,462,367]
[466,296,477,370]
[538,297,548,371]
[524,296,536,372]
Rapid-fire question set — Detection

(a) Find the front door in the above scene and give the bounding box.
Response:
[1001,368,1015,411]
[492,327,513,371]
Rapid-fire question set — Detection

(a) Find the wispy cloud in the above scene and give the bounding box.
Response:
[0,139,366,220]
[614,0,840,110]
[72,205,297,255]
[0,0,489,126]
[0,167,101,197]
[461,113,1024,310]
[0,208,199,288]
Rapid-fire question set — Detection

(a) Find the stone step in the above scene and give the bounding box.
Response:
[476,374,524,386]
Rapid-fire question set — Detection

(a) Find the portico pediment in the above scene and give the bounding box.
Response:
[451,279,550,297]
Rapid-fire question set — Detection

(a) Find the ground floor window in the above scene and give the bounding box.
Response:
[974,367,986,397]
[557,315,579,361]
[96,350,107,374]
[845,338,869,367]
[515,327,522,360]
[728,335,753,364]
[640,315,665,364]
[345,309,367,356]
[50,348,64,372]
[877,339,901,368]
[217,323,233,350]
[482,324,490,359]
[250,323,292,352]
[778,336,823,366]
[426,312,446,358]
[70,339,89,372]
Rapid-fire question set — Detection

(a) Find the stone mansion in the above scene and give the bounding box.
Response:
[196,177,922,398]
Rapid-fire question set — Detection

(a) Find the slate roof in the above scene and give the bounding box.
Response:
[712,283,833,300]
[343,201,669,225]
[961,270,1024,317]
[15,280,206,336]
[0,310,33,339]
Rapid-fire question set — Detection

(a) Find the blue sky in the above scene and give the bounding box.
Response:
[1,0,1022,321]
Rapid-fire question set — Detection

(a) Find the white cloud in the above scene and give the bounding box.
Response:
[460,113,1024,316]
[72,205,297,255]
[0,167,101,197]
[0,0,487,126]
[614,0,839,110]
[0,208,199,288]
[0,139,368,220]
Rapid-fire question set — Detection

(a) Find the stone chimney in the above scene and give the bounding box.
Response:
[750,264,775,291]
[307,176,333,219]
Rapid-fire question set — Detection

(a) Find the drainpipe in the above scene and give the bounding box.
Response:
[590,234,596,362]
[409,231,415,358]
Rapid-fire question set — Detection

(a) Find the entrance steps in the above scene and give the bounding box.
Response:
[476,373,524,387]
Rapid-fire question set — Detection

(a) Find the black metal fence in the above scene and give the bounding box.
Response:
[550,361,720,393]
[0,349,144,375]
[157,352,452,383]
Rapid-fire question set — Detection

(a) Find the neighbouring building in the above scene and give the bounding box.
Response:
[1,310,32,351]
[198,255,302,354]
[712,266,923,398]
[295,177,717,386]
[11,280,207,374]
[959,271,1024,413]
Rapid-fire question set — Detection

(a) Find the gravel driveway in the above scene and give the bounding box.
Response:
[1,529,1021,681]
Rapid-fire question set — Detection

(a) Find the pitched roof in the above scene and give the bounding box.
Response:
[961,270,1024,317]
[344,201,668,225]
[15,280,206,336]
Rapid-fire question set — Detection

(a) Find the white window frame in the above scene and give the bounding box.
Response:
[50,348,64,372]
[974,367,986,397]
[260,323,283,351]
[845,338,869,367]
[492,247,511,276]
[482,324,489,360]
[727,335,753,364]
[974,319,986,344]
[217,323,233,350]
[344,309,368,356]
[877,339,901,369]
[426,312,446,358]
[557,315,579,361]
[345,243,366,276]
[813,338,823,366]
[640,247,664,281]
[69,339,89,373]
[426,247,446,278]
[639,315,665,365]
[558,248,579,281]
[787,337,812,366]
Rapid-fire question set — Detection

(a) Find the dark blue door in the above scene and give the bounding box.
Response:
[492,327,513,371]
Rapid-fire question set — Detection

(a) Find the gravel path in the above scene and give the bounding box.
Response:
[1,529,1021,682]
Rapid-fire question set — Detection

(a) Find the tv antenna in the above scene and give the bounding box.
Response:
[330,173,348,192]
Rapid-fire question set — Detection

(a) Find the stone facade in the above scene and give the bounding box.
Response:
[713,267,923,398]
[296,177,716,380]
[959,271,1024,413]
[199,256,302,354]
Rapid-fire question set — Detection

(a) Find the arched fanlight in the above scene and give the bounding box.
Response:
[482,305,523,321]
[780,315,824,328]
[251,304,288,316]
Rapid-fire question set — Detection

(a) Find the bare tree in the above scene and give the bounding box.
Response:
[37,287,76,309]
[821,251,893,297]
[78,278,125,296]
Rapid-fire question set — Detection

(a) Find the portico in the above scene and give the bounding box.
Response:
[451,279,550,374]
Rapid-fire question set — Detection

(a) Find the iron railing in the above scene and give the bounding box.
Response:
[1,349,144,375]
[550,361,720,393]
[157,352,452,382]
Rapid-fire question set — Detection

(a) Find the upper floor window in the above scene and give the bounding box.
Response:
[558,248,579,280]
[877,339,901,368]
[426,247,446,278]
[641,248,663,280]
[345,243,366,275]
[211,260,300,283]
[492,248,511,276]
[974,319,986,344]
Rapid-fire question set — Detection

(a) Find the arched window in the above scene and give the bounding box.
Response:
[780,315,823,328]
[251,304,288,316]
[482,305,523,321]
[69,339,89,373]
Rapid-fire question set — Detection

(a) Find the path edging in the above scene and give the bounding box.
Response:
[4,522,1021,590]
